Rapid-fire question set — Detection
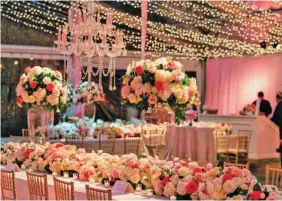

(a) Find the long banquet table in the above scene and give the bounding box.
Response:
[1,168,166,200]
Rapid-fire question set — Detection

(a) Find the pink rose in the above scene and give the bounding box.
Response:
[77,148,86,154]
[154,180,164,195]
[111,169,119,179]
[54,71,62,80]
[164,182,175,197]
[24,66,31,74]
[231,168,243,177]
[121,85,131,99]
[222,172,233,182]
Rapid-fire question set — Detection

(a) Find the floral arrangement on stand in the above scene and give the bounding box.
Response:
[49,122,79,139]
[67,81,105,105]
[239,104,255,116]
[1,142,281,200]
[16,66,67,111]
[121,57,201,123]
[93,125,124,138]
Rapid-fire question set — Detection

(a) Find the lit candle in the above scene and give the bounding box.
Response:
[28,168,33,172]
[68,9,72,27]
[63,172,69,178]
[104,180,110,188]
[89,177,95,183]
[73,173,78,180]
[21,164,25,170]
[136,184,142,192]
[146,189,153,196]
[170,195,176,200]
[52,172,57,176]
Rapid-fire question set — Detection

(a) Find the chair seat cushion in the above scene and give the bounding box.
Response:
[228,148,247,154]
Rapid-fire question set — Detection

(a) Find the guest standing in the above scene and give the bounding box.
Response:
[252,91,272,117]
[271,91,282,139]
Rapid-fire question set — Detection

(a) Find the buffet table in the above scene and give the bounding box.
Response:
[3,169,166,200]
[171,126,216,162]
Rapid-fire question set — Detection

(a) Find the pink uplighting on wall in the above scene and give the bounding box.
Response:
[205,54,282,115]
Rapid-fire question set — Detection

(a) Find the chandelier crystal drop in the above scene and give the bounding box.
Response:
[54,1,127,91]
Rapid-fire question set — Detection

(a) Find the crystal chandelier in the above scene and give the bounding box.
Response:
[54,1,126,91]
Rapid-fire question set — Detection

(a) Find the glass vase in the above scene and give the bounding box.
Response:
[27,106,54,144]
[82,104,96,122]
[141,107,175,161]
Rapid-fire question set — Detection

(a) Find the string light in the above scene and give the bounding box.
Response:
[1,0,282,60]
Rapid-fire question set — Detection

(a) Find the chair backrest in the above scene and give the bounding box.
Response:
[98,133,116,154]
[85,184,112,200]
[266,166,282,190]
[53,176,74,200]
[26,172,49,200]
[215,134,230,153]
[66,134,83,148]
[22,128,29,137]
[124,137,140,154]
[237,130,252,151]
[1,169,16,200]
[224,162,249,169]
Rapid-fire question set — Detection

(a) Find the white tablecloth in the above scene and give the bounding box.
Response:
[50,137,141,155]
[171,126,216,162]
[2,169,166,200]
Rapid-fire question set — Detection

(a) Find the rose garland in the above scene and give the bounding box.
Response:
[121,57,201,122]
[16,66,67,111]
[1,142,281,200]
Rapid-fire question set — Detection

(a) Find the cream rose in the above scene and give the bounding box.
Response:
[43,77,51,85]
[223,180,237,194]
[128,93,138,104]
[28,95,36,103]
[155,70,167,81]
[147,61,157,73]
[33,88,47,102]
[178,167,190,177]
[173,87,184,100]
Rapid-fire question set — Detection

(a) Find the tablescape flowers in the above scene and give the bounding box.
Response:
[1,142,282,200]
[67,82,105,105]
[239,104,255,116]
[194,122,232,135]
[16,66,67,111]
[121,57,201,123]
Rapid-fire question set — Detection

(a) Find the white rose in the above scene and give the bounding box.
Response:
[146,61,156,73]
[170,175,179,185]
[129,173,141,184]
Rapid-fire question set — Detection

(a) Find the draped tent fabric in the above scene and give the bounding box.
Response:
[205,55,282,115]
[141,0,148,59]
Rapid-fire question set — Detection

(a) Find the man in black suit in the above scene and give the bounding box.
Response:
[272,91,282,139]
[252,91,272,117]
[272,91,282,166]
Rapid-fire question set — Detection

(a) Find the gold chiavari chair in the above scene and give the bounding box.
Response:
[228,130,252,164]
[266,166,282,190]
[1,169,17,200]
[85,184,112,200]
[98,133,116,154]
[66,134,84,148]
[26,172,49,200]
[53,176,74,200]
[124,136,140,154]
[22,128,29,137]
[214,133,230,161]
[224,162,249,169]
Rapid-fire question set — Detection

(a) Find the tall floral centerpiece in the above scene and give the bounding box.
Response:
[67,81,105,121]
[121,57,200,160]
[16,66,67,144]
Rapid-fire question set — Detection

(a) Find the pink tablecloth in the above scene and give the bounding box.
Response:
[3,169,166,200]
[171,126,216,162]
